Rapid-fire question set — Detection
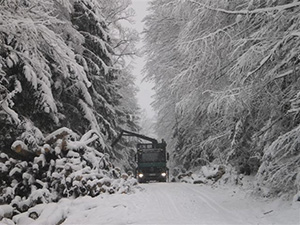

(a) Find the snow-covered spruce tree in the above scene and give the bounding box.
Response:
[0,0,139,154]
[0,0,96,152]
[81,0,140,171]
[113,67,140,171]
[0,0,139,214]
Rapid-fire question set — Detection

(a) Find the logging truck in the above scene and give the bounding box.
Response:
[112,130,169,183]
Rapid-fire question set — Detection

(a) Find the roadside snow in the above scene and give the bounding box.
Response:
[3,183,298,225]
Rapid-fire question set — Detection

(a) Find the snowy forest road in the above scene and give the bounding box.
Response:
[61,183,299,225]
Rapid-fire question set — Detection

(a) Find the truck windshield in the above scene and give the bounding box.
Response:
[138,150,165,163]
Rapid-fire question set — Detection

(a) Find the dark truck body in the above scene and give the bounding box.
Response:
[112,129,168,183]
[136,142,168,183]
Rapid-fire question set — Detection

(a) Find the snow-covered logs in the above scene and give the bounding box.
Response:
[0,127,137,218]
[175,165,226,184]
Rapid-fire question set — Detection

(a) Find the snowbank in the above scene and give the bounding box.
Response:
[256,125,300,199]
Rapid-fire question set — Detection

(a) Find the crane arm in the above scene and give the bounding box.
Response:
[111,129,158,147]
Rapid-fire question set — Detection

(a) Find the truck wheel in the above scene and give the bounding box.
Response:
[138,179,146,183]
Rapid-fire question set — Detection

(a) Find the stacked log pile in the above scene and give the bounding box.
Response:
[0,127,137,218]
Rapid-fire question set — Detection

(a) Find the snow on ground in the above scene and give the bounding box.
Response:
[5,182,298,225]
[62,183,299,225]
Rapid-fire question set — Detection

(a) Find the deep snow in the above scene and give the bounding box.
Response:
[4,182,298,225]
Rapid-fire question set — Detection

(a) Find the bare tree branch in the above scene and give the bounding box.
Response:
[188,0,300,15]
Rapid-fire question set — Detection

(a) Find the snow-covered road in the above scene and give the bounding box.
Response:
[61,183,299,225]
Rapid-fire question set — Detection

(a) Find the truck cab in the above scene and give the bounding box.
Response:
[136,142,169,183]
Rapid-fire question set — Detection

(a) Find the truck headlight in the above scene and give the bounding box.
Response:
[161,172,166,177]
[138,173,144,178]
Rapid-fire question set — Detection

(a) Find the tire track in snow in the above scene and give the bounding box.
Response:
[138,183,203,224]
[142,183,227,224]
[182,184,250,224]
[144,183,182,222]
[164,186,183,217]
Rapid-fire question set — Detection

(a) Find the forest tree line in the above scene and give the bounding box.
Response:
[0,0,140,168]
[0,0,141,212]
[143,0,300,198]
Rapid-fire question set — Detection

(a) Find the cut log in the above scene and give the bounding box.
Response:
[0,205,14,220]
[36,144,51,156]
[45,127,77,146]
[0,153,9,162]
[11,141,37,161]
[193,179,206,184]
[208,166,225,182]
[178,171,193,180]
[121,173,128,181]
[29,211,39,220]
[61,138,68,151]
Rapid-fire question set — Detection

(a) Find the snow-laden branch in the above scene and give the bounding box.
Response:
[0,84,20,124]
[0,100,20,124]
[197,131,231,147]
[243,31,300,83]
[180,21,237,44]
[188,0,300,15]
[67,130,104,150]
[274,67,299,80]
